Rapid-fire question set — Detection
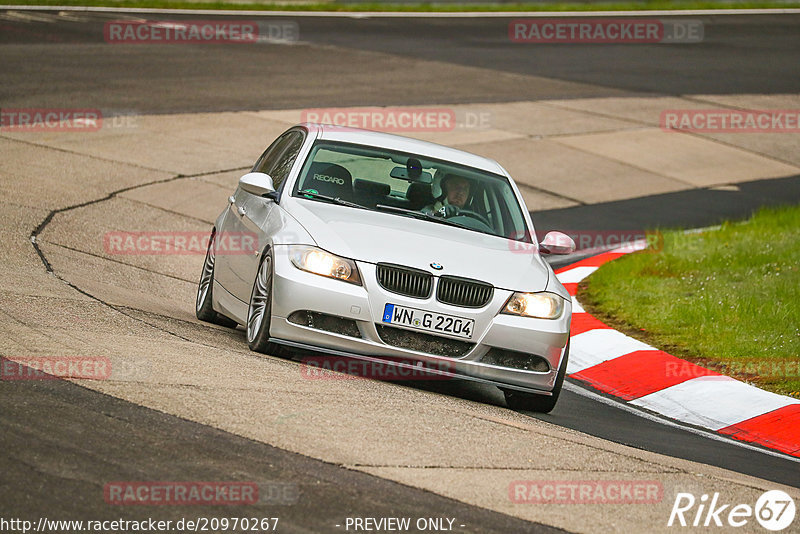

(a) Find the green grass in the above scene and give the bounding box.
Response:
[5,0,800,11]
[579,205,800,398]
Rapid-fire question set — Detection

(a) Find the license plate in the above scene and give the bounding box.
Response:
[382,303,474,339]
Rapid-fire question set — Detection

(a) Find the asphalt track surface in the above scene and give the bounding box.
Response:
[1,12,799,111]
[0,370,563,533]
[2,9,800,531]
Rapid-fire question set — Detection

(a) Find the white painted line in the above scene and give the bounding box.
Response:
[556,265,597,284]
[564,381,800,464]
[557,225,800,458]
[568,328,654,374]
[630,375,800,431]
[0,10,62,22]
[55,10,90,22]
[3,6,800,17]
[610,239,648,253]
[571,297,585,314]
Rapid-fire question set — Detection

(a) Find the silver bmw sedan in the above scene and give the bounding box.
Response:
[196,123,575,412]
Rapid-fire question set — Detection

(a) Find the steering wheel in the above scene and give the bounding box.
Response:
[453,209,492,227]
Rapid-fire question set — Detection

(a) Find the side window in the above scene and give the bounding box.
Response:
[252,136,285,174]
[268,132,304,190]
[252,131,305,191]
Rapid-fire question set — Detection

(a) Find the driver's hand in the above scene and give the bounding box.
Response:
[437,205,460,218]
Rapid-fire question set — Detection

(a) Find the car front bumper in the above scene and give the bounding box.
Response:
[269,246,571,394]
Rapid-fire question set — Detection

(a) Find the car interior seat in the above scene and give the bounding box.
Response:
[406,182,435,211]
[303,163,354,200]
[353,179,391,207]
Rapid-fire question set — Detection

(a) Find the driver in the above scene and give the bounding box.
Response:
[422,173,472,218]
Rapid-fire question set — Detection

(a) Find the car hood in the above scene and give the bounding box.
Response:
[287,199,551,292]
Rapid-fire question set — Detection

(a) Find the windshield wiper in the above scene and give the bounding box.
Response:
[374,204,465,229]
[298,190,364,210]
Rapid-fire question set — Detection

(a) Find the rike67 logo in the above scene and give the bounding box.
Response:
[668,490,796,531]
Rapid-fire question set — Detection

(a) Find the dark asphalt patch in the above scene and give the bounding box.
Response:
[533,174,800,234]
[1,12,798,112]
[0,361,565,533]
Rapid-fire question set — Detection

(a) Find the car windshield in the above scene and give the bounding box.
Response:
[292,141,531,243]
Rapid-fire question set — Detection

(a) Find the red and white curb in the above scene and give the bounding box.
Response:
[555,243,800,458]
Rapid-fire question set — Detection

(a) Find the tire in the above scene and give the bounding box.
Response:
[196,230,238,328]
[502,341,570,414]
[246,248,280,354]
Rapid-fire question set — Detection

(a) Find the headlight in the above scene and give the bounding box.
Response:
[503,292,564,319]
[289,246,361,285]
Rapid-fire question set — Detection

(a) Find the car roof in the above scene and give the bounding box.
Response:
[298,123,507,176]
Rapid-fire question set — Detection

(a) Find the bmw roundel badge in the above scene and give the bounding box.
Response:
[430,262,443,270]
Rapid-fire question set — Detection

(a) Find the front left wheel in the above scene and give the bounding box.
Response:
[246,248,280,354]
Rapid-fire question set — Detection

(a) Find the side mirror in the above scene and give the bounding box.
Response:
[539,231,576,255]
[239,172,276,197]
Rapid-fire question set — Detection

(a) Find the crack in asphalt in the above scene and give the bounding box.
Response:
[28,165,250,346]
[116,305,246,334]
[542,97,800,171]
[47,241,198,285]
[115,193,218,226]
[195,176,245,191]
[0,134,175,174]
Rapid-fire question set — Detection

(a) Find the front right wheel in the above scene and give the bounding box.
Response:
[502,341,569,414]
